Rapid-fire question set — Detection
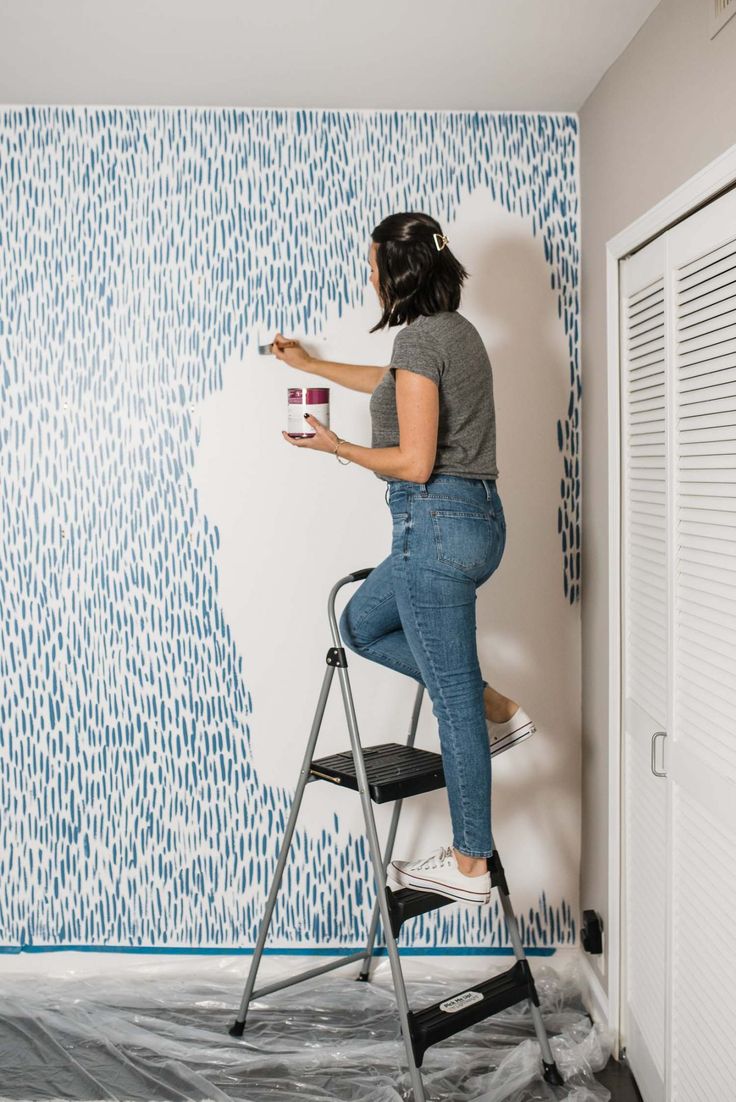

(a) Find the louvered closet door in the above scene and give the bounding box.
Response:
[620,236,669,1102]
[666,187,736,1102]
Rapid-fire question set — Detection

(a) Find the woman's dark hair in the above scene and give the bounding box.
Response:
[369,211,469,332]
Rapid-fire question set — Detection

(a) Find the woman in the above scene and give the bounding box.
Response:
[275,211,535,906]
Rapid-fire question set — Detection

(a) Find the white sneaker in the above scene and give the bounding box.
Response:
[487,705,536,756]
[387,843,491,905]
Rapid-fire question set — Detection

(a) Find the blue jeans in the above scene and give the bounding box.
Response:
[338,474,506,858]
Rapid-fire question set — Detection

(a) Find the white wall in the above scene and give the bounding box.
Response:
[195,184,582,945]
[579,0,736,997]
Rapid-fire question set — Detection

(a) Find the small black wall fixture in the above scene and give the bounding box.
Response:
[581,909,604,954]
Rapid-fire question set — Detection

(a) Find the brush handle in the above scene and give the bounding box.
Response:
[258,339,299,355]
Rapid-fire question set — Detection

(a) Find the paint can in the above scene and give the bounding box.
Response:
[287,387,330,438]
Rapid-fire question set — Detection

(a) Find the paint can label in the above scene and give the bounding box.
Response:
[287,392,330,436]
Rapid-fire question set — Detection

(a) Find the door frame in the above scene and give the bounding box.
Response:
[605,141,736,1060]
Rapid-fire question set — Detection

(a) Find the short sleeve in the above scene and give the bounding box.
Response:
[389,328,445,387]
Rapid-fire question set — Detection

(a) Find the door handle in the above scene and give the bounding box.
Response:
[651,730,667,777]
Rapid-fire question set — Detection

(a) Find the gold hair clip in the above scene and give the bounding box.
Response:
[433,233,449,251]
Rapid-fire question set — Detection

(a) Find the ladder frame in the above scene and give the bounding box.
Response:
[229,568,563,1101]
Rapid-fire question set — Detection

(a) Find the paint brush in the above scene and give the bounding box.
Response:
[258,338,299,355]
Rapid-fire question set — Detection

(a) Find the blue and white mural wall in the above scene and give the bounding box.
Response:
[0,108,580,952]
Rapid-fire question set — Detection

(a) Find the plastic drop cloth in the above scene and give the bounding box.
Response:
[0,952,615,1102]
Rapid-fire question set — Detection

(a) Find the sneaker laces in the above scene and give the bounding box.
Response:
[414,844,455,871]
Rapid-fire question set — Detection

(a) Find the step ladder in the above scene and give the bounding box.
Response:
[229,568,564,1101]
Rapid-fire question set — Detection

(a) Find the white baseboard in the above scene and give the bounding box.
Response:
[575,949,620,1056]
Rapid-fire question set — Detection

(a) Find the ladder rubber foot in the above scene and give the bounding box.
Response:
[228,1019,246,1037]
[407,959,538,1067]
[543,1059,565,1085]
[355,973,370,982]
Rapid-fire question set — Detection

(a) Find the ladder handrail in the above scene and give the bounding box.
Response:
[326,568,375,648]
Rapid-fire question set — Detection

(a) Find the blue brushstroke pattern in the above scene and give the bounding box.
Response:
[0,107,579,949]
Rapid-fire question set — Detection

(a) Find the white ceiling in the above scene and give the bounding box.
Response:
[0,0,662,112]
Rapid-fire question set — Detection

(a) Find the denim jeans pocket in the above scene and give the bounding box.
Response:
[430,507,495,574]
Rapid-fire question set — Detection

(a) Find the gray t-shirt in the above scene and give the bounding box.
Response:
[369,310,499,483]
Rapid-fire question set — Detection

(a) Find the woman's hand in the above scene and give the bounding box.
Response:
[282,413,342,455]
[271,332,314,372]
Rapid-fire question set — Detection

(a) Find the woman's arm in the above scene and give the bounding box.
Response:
[335,369,439,481]
[270,334,386,393]
[309,359,387,394]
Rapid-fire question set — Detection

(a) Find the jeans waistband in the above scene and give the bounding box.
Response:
[384,474,496,505]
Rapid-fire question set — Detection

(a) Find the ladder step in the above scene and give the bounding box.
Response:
[407,959,539,1067]
[309,742,445,803]
[385,850,509,937]
[385,884,455,937]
